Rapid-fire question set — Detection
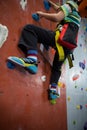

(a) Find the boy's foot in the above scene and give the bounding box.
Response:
[48,89,60,100]
[7,56,38,74]
[48,84,60,104]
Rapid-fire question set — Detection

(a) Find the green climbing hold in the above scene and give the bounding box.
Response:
[50,99,56,104]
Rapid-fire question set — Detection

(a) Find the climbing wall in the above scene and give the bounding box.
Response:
[0,0,86,130]
[0,1,67,130]
[79,0,87,18]
[66,18,87,130]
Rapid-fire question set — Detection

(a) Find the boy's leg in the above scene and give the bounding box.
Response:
[8,24,55,74]
[18,24,55,53]
[48,50,65,100]
[48,47,71,100]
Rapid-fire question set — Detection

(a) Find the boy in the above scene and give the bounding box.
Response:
[7,0,82,102]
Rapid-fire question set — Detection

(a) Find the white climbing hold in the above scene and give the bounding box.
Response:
[20,0,27,11]
[0,24,8,48]
[41,75,46,82]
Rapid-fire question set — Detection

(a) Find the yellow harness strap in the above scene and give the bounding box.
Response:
[55,30,65,61]
[55,30,73,68]
[67,54,74,68]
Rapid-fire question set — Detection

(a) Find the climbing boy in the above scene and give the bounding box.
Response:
[7,0,82,103]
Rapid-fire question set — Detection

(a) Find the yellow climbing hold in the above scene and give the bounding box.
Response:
[67,96,71,101]
[76,105,80,109]
[85,88,87,91]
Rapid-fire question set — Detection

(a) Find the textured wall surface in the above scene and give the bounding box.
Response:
[0,0,86,130]
[0,1,68,130]
[66,18,87,130]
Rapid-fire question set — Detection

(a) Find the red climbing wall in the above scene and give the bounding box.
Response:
[0,0,67,130]
[79,0,87,18]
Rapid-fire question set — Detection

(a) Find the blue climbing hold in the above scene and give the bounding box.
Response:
[43,0,51,10]
[79,62,85,70]
[7,61,15,69]
[32,13,40,21]
[84,122,87,130]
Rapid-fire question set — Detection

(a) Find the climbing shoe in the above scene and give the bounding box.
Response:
[48,89,59,100]
[7,56,38,74]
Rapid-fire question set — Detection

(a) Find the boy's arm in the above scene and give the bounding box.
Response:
[36,2,74,22]
[36,10,65,22]
[48,0,60,11]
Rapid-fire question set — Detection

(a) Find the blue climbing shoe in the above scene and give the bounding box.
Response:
[7,56,38,74]
[48,89,59,100]
[48,89,60,104]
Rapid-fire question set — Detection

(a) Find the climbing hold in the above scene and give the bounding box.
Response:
[84,122,87,130]
[32,13,40,21]
[76,105,83,110]
[85,88,87,91]
[41,75,46,82]
[85,24,87,32]
[7,61,15,69]
[85,104,87,108]
[72,74,79,81]
[80,71,83,74]
[67,96,71,101]
[0,24,8,48]
[81,88,83,91]
[43,0,51,10]
[79,62,85,70]
[75,85,78,88]
[80,105,83,110]
[20,0,27,11]
[73,120,76,125]
[76,105,80,109]
[51,48,55,55]
[58,82,62,88]
[58,82,65,88]
[50,99,56,105]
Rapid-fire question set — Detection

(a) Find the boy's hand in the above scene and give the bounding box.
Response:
[48,0,54,5]
[36,11,44,18]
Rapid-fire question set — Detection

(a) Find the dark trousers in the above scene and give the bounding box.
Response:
[18,24,71,84]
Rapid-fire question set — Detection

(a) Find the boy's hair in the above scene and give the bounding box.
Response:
[73,0,83,5]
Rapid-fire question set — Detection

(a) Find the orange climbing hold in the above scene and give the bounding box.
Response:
[72,74,79,81]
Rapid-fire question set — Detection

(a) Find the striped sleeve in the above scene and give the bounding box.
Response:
[60,4,72,17]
